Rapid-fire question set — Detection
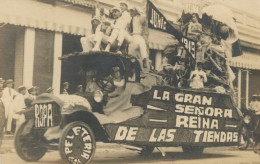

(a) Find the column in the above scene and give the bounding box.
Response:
[237,69,242,108]
[14,28,25,89]
[155,50,162,71]
[23,28,35,87]
[245,70,249,108]
[52,32,63,95]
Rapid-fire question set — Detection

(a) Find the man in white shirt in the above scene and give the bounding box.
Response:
[13,86,27,132]
[189,62,207,89]
[119,0,131,30]
[2,79,18,134]
[28,86,37,100]
[105,7,126,52]
[116,7,149,72]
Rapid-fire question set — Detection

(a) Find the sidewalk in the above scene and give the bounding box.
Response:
[0,134,15,154]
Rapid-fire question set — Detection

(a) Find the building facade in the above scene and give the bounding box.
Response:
[0,0,259,109]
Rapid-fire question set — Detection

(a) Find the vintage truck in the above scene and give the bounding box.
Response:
[15,52,243,164]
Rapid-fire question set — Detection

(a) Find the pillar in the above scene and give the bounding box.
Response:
[237,69,242,108]
[155,50,162,71]
[14,28,25,89]
[23,28,35,87]
[52,32,62,95]
[246,70,249,108]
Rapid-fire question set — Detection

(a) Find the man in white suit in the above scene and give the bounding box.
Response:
[2,79,18,134]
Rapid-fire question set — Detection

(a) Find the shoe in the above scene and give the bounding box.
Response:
[116,50,122,55]
[105,44,111,52]
[91,47,100,51]
[6,131,13,135]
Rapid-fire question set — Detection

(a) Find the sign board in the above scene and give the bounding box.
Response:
[105,86,241,145]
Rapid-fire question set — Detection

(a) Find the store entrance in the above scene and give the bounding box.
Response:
[61,34,83,93]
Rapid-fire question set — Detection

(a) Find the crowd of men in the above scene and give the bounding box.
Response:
[0,79,36,147]
[0,78,80,148]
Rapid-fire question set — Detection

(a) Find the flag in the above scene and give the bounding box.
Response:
[147,0,196,60]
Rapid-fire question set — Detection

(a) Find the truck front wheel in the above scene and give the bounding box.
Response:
[59,121,96,164]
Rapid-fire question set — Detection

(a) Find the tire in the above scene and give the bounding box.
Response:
[253,142,260,155]
[238,134,249,150]
[139,146,154,156]
[14,122,47,162]
[182,146,204,155]
[59,121,96,164]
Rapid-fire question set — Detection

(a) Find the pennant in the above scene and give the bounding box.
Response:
[147,0,196,60]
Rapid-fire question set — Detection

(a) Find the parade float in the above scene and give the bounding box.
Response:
[14,1,245,163]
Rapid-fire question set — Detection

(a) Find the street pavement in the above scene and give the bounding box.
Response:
[0,135,260,164]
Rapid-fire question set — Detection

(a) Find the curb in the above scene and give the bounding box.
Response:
[3,134,14,140]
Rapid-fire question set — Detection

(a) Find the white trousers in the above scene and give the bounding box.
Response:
[80,33,109,52]
[6,103,14,132]
[117,30,148,60]
[15,114,25,132]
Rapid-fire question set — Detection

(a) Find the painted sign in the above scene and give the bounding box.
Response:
[34,104,53,128]
[105,86,241,145]
[63,125,94,164]
[34,103,61,128]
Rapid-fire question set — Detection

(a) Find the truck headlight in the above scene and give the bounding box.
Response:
[243,115,251,124]
[94,90,103,103]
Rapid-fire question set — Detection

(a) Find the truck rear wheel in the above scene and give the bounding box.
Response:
[59,121,96,164]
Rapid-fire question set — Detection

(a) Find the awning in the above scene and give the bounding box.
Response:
[0,0,93,36]
[227,52,260,70]
[59,0,95,8]
[148,29,178,50]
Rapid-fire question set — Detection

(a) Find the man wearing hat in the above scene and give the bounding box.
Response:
[0,87,6,147]
[13,86,27,132]
[2,79,18,134]
[27,86,37,100]
[74,84,84,95]
[81,16,113,52]
[61,82,70,95]
[116,7,150,72]
[104,6,126,52]
[119,0,131,29]
[91,17,113,51]
[81,16,102,52]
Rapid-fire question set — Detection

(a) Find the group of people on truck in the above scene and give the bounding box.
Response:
[79,0,241,96]
[81,0,150,73]
[159,10,239,91]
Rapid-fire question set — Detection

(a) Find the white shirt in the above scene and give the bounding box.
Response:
[189,70,207,89]
[2,87,18,103]
[113,16,126,30]
[249,101,260,115]
[121,10,131,28]
[132,15,146,35]
[13,93,26,113]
